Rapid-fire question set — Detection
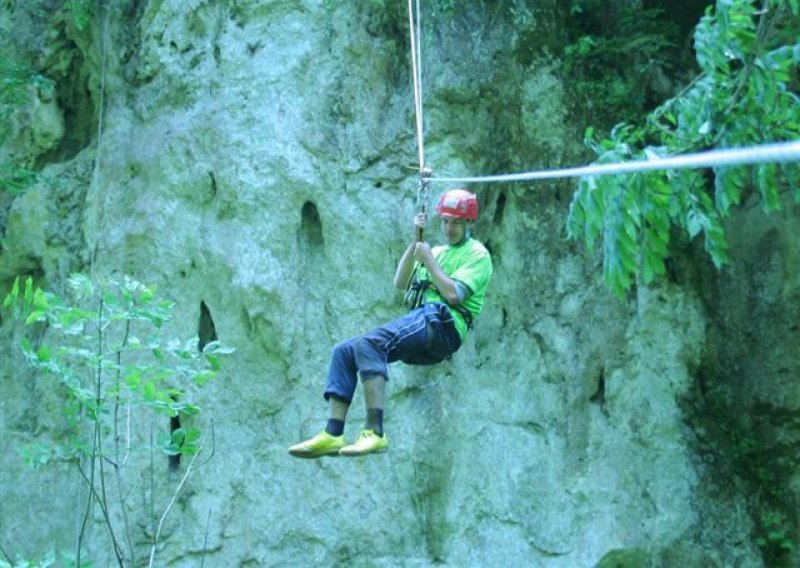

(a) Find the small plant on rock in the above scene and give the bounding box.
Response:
[3,274,232,567]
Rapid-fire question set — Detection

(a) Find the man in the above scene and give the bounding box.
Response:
[288,188,493,458]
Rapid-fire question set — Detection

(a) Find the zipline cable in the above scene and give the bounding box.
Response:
[402,6,798,190]
[431,140,800,184]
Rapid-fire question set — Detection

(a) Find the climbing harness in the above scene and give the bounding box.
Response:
[403,272,429,310]
[415,165,432,240]
[403,265,475,330]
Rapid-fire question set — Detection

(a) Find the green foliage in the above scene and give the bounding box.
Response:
[0,57,42,195]
[756,509,795,558]
[567,0,800,297]
[430,0,455,20]
[1,0,90,195]
[63,0,94,31]
[4,273,228,461]
[0,550,92,568]
[3,273,233,564]
[0,59,31,118]
[0,552,55,568]
[562,4,680,127]
[692,388,798,567]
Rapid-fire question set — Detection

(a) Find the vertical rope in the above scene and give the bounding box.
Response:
[415,0,423,167]
[89,2,110,277]
[407,0,425,171]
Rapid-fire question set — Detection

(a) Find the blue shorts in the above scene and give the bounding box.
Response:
[323,302,462,403]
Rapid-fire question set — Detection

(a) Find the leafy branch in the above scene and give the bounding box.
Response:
[3,274,233,566]
[567,0,800,297]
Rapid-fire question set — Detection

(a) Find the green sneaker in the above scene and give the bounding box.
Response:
[339,429,389,457]
[288,430,345,459]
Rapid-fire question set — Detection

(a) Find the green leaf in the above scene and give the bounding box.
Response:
[714,167,744,215]
[67,273,94,298]
[756,164,780,212]
[202,340,235,355]
[25,310,46,325]
[32,288,49,311]
[205,354,221,372]
[686,211,704,238]
[140,286,154,303]
[182,404,201,416]
[3,276,20,308]
[184,427,202,443]
[23,276,34,304]
[36,345,51,362]
[143,380,156,401]
[171,428,186,446]
[124,368,142,388]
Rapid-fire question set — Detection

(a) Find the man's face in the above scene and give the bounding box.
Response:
[440,215,467,244]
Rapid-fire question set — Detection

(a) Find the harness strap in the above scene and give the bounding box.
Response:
[452,303,474,330]
[404,276,474,330]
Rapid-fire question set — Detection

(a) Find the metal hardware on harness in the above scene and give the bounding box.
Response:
[404,275,429,310]
[415,166,433,241]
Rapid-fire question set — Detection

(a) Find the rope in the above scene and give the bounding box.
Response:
[407,0,425,171]
[89,3,111,276]
[407,0,431,236]
[431,140,800,184]
[400,5,797,193]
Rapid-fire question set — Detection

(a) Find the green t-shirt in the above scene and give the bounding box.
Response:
[415,238,493,340]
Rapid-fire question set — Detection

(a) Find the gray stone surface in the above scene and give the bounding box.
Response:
[1,1,796,567]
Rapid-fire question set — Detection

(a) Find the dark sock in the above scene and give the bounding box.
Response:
[366,408,384,437]
[325,418,345,437]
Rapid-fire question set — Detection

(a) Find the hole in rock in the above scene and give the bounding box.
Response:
[589,368,606,408]
[168,410,181,471]
[168,301,218,470]
[198,300,218,350]
[300,201,324,247]
[493,193,506,225]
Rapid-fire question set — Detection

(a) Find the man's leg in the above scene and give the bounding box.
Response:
[325,395,350,437]
[362,373,385,436]
[339,308,434,456]
[291,308,431,458]
[339,373,389,456]
[288,340,359,459]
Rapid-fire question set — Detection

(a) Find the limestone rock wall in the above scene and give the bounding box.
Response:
[1,1,794,567]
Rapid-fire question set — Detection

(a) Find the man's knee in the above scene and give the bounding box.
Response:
[332,336,359,356]
[324,391,352,404]
[360,372,386,383]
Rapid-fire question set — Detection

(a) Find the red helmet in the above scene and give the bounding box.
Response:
[435,189,479,220]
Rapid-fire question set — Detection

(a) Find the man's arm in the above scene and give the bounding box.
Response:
[394,213,427,290]
[393,242,417,290]
[413,242,462,306]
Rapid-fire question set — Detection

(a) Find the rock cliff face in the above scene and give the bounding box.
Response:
[1,1,796,566]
